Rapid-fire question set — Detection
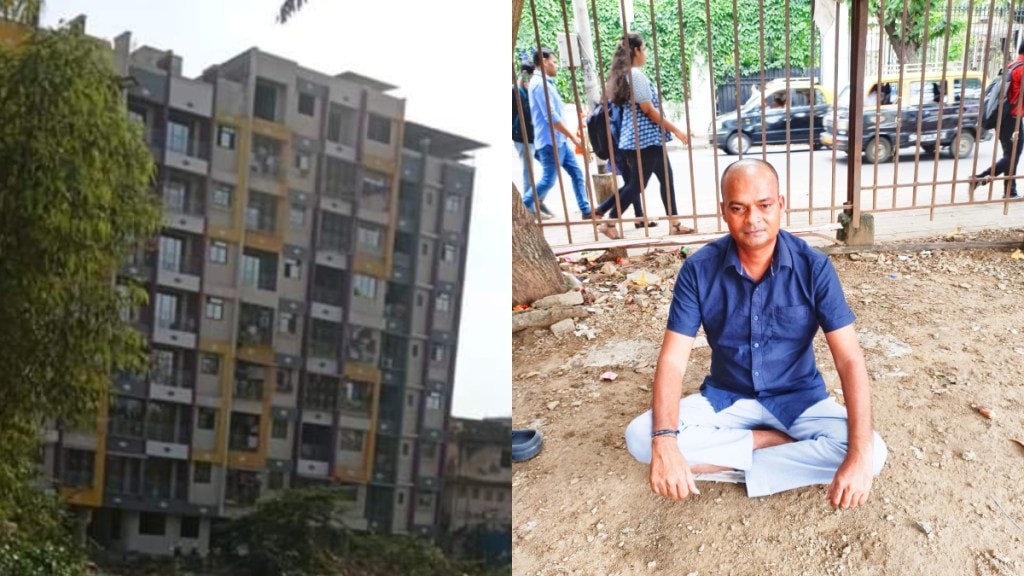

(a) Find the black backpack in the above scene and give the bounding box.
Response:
[586,100,623,161]
[982,61,1024,130]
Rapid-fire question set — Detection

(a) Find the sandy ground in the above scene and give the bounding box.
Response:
[512,228,1024,576]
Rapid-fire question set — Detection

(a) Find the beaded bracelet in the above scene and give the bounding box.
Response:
[650,428,679,439]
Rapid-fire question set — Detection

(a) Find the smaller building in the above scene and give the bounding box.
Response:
[441,417,512,564]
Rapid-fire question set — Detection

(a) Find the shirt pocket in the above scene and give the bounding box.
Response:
[770,304,816,343]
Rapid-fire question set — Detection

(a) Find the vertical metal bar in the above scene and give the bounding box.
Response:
[908,0,934,210]
[646,0,670,234]
[807,0,816,225]
[888,0,913,210]
[783,0,793,227]
[704,0,725,230]
[868,0,885,212]
[556,0,594,239]
[675,0,699,233]
[847,0,869,226]
[947,0,976,205]
[731,0,744,158]
[926,0,957,221]
[828,0,841,223]
[758,2,768,159]
[968,0,1000,200]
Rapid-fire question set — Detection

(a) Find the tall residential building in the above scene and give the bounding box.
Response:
[41,28,484,557]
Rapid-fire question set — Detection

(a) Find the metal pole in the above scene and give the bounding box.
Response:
[571,0,602,108]
[847,0,868,225]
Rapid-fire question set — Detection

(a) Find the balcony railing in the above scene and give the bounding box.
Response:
[156,316,197,332]
[312,286,344,306]
[228,433,260,452]
[234,379,264,401]
[299,444,331,461]
[151,371,195,390]
[146,422,189,444]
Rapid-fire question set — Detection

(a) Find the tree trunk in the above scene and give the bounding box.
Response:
[512,185,565,306]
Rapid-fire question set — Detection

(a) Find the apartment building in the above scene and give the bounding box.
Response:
[41,28,483,557]
[441,417,513,564]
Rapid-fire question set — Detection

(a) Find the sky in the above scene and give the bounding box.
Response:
[40,0,511,420]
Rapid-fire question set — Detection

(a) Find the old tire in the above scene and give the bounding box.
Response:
[946,131,975,159]
[863,136,893,164]
[725,132,751,156]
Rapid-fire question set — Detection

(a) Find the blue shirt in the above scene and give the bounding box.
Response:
[529,72,566,151]
[667,230,856,427]
[619,68,673,150]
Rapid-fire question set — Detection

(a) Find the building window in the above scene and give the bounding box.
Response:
[366,113,392,144]
[411,343,419,357]
[163,181,186,213]
[417,493,434,510]
[271,418,288,439]
[217,125,236,149]
[276,369,295,393]
[197,408,216,431]
[406,394,415,407]
[298,92,316,116]
[193,462,211,484]
[430,344,446,363]
[338,429,365,452]
[139,512,166,536]
[397,492,405,505]
[422,443,437,459]
[205,297,224,320]
[501,449,511,468]
[158,236,183,273]
[212,184,232,207]
[278,312,297,335]
[420,242,429,256]
[209,241,228,264]
[294,152,311,174]
[357,224,381,249]
[61,449,95,488]
[352,274,377,299]
[155,293,178,329]
[246,192,277,233]
[290,204,306,227]
[445,195,461,213]
[268,471,284,490]
[200,353,220,375]
[426,391,442,410]
[180,516,200,539]
[284,258,302,280]
[167,122,189,155]
[435,293,451,313]
[416,294,424,307]
[441,243,457,263]
[401,442,410,456]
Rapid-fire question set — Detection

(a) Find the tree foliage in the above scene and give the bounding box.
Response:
[215,487,509,576]
[870,0,965,64]
[513,0,815,103]
[0,22,160,575]
[0,0,41,26]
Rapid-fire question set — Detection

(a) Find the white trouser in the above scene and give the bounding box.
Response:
[624,394,888,497]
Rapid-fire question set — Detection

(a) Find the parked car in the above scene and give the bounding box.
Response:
[708,78,834,155]
[820,68,988,164]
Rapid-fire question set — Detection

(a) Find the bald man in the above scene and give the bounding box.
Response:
[625,159,887,509]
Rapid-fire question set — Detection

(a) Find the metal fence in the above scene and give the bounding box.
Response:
[513,0,1024,253]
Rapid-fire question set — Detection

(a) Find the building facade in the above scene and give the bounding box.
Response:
[41,28,483,557]
[441,417,513,564]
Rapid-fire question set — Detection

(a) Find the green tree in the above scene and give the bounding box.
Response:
[0,0,42,26]
[870,0,965,64]
[0,21,160,575]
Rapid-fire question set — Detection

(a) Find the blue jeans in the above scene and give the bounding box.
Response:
[514,141,536,200]
[525,141,591,215]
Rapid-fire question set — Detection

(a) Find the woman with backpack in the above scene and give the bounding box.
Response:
[594,33,692,239]
[972,41,1024,199]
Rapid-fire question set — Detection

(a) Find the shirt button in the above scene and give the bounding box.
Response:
[754,371,760,377]
[753,343,759,348]
[753,315,758,321]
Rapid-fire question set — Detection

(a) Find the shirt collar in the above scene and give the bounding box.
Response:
[723,230,794,278]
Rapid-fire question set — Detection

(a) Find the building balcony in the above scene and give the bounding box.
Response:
[145,439,189,460]
[296,458,330,478]
[162,210,206,236]
[314,248,347,271]
[228,433,260,453]
[149,372,194,405]
[153,318,198,349]
[156,265,201,294]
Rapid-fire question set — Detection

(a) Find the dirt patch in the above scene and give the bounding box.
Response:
[512,228,1024,576]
